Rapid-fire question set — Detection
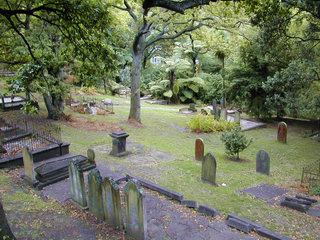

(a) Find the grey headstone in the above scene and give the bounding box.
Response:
[88,169,104,220]
[87,149,95,163]
[124,179,146,240]
[68,160,87,208]
[102,177,123,229]
[201,152,217,185]
[22,147,37,186]
[110,131,129,157]
[214,108,221,120]
[256,150,270,175]
[220,108,227,121]
[235,111,241,124]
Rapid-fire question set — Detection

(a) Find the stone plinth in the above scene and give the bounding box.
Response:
[110,131,129,157]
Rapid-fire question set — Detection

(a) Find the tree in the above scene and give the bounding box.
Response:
[110,0,243,123]
[0,200,16,240]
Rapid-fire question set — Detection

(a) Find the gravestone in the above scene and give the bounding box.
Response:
[68,160,87,208]
[0,130,6,154]
[87,148,95,163]
[195,138,204,161]
[256,150,270,175]
[235,111,241,124]
[277,122,287,143]
[0,200,16,240]
[124,179,146,240]
[22,147,37,186]
[110,131,129,157]
[214,108,221,120]
[88,169,104,220]
[220,108,227,121]
[201,152,217,185]
[102,177,123,229]
[188,103,197,112]
[212,100,217,111]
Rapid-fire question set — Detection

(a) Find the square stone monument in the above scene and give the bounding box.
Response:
[110,131,129,157]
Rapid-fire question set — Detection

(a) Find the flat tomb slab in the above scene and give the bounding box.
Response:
[241,184,287,203]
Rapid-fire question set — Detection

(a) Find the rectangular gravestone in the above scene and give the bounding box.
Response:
[256,150,270,175]
[69,160,87,209]
[22,147,38,186]
[201,152,217,185]
[102,177,123,230]
[220,108,227,121]
[277,122,287,143]
[195,138,204,161]
[88,169,104,220]
[124,179,146,240]
[235,111,241,124]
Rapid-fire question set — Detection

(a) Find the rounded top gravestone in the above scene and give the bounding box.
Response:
[87,149,95,163]
[195,138,204,161]
[256,150,270,175]
[277,122,287,144]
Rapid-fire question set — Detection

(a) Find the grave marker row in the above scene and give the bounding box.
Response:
[70,165,146,239]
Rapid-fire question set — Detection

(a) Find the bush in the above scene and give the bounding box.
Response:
[221,126,252,160]
[188,114,237,133]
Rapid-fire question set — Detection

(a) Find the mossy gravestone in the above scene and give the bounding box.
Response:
[277,122,287,144]
[256,150,270,175]
[0,200,16,240]
[195,138,204,161]
[69,160,87,208]
[88,169,104,220]
[102,177,123,229]
[124,179,146,240]
[87,148,95,163]
[201,153,217,185]
[235,111,241,124]
[22,147,37,186]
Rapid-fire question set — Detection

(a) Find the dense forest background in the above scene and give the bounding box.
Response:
[1,0,320,121]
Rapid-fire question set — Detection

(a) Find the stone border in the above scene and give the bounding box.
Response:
[227,214,290,240]
[126,175,184,202]
[197,205,219,217]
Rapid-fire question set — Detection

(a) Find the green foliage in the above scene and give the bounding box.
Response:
[310,184,320,196]
[21,101,38,115]
[221,126,252,160]
[174,77,205,103]
[188,114,237,133]
[200,73,225,103]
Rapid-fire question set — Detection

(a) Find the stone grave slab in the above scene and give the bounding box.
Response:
[241,184,287,203]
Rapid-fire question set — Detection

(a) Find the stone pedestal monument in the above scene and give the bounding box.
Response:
[110,131,129,157]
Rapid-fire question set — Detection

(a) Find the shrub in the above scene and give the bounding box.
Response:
[188,114,237,133]
[221,126,252,161]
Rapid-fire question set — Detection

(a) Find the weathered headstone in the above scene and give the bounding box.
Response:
[220,108,227,121]
[88,169,104,220]
[0,130,6,154]
[68,160,87,208]
[22,147,37,186]
[201,152,217,185]
[256,150,270,175]
[0,200,16,240]
[277,122,287,143]
[110,131,129,157]
[87,148,95,163]
[235,111,241,124]
[195,138,204,161]
[124,179,146,240]
[212,100,217,111]
[102,177,123,229]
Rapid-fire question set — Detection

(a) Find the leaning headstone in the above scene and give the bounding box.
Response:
[88,169,104,220]
[195,138,204,161]
[87,148,95,163]
[235,111,241,124]
[110,131,130,157]
[277,122,287,143]
[22,147,37,186]
[68,160,87,209]
[0,200,16,240]
[220,108,227,121]
[201,152,217,185]
[102,177,123,229]
[124,179,146,240]
[256,150,270,175]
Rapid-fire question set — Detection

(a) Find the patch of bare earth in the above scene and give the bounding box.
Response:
[62,116,122,132]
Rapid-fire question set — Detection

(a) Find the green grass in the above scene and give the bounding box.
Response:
[1,85,319,239]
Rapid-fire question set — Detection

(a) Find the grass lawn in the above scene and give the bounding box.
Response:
[1,87,319,239]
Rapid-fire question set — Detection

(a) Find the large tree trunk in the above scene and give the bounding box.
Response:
[128,26,147,123]
[43,92,64,120]
[0,201,16,240]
